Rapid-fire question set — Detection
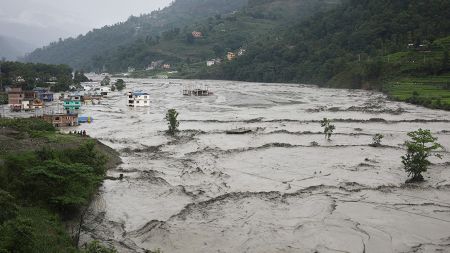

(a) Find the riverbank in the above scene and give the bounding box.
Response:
[0,118,121,252]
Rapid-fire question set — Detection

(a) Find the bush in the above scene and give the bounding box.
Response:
[0,118,55,133]
[165,109,179,135]
[320,118,335,140]
[83,241,117,253]
[24,160,100,212]
[114,79,126,91]
[0,191,17,224]
[402,129,442,182]
[371,133,384,147]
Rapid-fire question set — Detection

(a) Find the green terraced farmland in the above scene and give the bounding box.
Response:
[384,76,450,110]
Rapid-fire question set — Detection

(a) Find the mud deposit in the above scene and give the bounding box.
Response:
[74,80,450,253]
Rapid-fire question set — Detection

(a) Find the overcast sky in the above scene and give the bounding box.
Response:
[0,0,172,47]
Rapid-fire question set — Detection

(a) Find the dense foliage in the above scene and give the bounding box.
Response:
[0,61,74,92]
[0,118,114,252]
[114,79,126,91]
[24,0,251,70]
[205,0,450,88]
[166,109,180,135]
[401,129,442,182]
[23,0,339,72]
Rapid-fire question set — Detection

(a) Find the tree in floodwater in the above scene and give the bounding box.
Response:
[100,76,110,86]
[114,79,126,91]
[165,109,179,135]
[371,133,384,147]
[320,118,335,140]
[402,129,442,182]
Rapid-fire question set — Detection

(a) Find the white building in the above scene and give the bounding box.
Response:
[127,91,150,107]
[94,87,111,97]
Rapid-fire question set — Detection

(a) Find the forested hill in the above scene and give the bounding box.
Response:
[88,0,340,72]
[23,0,250,70]
[23,0,340,72]
[203,0,450,88]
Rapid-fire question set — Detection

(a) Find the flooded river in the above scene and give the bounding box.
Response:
[73,79,450,253]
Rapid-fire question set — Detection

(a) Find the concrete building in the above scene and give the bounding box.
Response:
[127,91,150,107]
[42,114,79,127]
[8,87,24,108]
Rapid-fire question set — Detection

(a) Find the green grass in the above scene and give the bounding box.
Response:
[384,76,450,110]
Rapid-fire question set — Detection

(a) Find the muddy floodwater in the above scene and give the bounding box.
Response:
[73,79,450,253]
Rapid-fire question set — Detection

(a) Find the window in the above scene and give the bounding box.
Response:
[144,101,148,103]
[55,117,60,120]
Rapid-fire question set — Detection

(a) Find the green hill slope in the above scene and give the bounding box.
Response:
[23,0,250,70]
[24,0,340,72]
[204,0,450,84]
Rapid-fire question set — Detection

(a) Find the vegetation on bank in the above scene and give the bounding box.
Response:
[0,118,120,252]
[0,61,89,92]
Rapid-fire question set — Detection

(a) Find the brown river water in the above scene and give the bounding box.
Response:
[60,78,449,253]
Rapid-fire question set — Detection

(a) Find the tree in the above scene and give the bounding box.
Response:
[443,50,449,71]
[320,118,335,140]
[401,129,442,182]
[0,218,34,252]
[371,133,384,147]
[83,241,117,253]
[165,109,179,135]
[100,76,110,86]
[114,79,126,91]
[0,190,17,224]
[73,71,90,84]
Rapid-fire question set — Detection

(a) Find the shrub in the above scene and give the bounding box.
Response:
[0,191,17,224]
[0,118,55,133]
[371,133,384,147]
[401,129,442,182]
[83,241,117,253]
[320,118,335,140]
[24,160,100,212]
[114,79,126,91]
[165,109,179,135]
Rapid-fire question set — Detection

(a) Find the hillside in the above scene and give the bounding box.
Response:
[24,0,340,72]
[23,0,250,70]
[197,0,450,109]
[0,118,120,252]
[96,0,340,72]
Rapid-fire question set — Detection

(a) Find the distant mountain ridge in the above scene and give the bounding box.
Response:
[23,0,341,72]
[23,0,250,70]
[0,35,35,60]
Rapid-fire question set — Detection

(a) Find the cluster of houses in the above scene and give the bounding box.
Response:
[144,61,172,71]
[7,87,54,112]
[207,48,246,67]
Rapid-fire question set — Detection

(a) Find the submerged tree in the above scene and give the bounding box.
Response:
[402,129,442,182]
[320,118,335,140]
[165,109,179,135]
[114,79,126,91]
[100,76,110,86]
[371,133,384,147]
